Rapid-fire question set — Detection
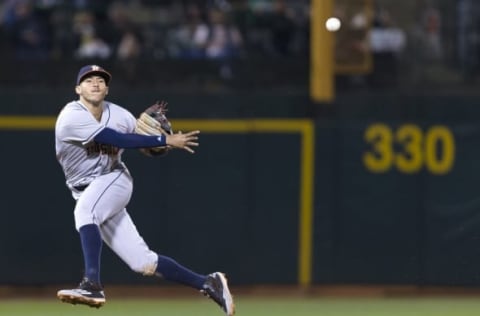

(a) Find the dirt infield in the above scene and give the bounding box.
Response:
[2,284,480,299]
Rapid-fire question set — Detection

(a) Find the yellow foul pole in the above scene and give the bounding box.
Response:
[310,0,334,102]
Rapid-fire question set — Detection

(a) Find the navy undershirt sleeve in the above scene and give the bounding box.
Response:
[94,127,166,148]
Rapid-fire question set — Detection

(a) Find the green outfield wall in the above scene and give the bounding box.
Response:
[1,90,480,287]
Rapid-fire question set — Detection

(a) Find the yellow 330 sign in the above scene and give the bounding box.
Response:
[363,123,455,175]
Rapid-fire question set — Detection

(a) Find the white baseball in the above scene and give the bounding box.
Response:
[325,17,341,32]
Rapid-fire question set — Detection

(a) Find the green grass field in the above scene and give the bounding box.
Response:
[3,297,480,316]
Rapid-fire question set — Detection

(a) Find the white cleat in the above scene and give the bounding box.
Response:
[201,272,235,316]
[57,278,105,308]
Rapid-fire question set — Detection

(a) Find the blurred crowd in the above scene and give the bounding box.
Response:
[0,0,311,61]
[0,0,472,90]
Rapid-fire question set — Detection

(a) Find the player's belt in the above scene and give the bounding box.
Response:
[73,184,89,192]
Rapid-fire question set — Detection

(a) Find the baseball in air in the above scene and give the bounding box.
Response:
[325,17,341,32]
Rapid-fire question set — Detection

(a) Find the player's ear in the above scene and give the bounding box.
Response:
[75,85,81,94]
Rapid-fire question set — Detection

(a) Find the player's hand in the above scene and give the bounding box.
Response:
[166,130,200,153]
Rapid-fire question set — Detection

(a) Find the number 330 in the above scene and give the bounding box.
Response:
[363,124,455,175]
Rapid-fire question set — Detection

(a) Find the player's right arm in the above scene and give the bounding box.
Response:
[94,128,165,148]
[95,128,199,152]
[56,103,198,152]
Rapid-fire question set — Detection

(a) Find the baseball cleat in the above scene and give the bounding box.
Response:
[57,277,105,308]
[201,272,235,316]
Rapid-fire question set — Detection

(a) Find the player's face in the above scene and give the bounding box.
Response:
[76,75,109,106]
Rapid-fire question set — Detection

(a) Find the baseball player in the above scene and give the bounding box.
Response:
[54,65,235,316]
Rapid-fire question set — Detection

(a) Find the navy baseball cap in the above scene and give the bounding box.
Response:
[76,65,112,85]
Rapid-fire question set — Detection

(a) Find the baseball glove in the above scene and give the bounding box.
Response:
[135,100,173,156]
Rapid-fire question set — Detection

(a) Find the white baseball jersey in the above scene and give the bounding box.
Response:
[55,100,136,190]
